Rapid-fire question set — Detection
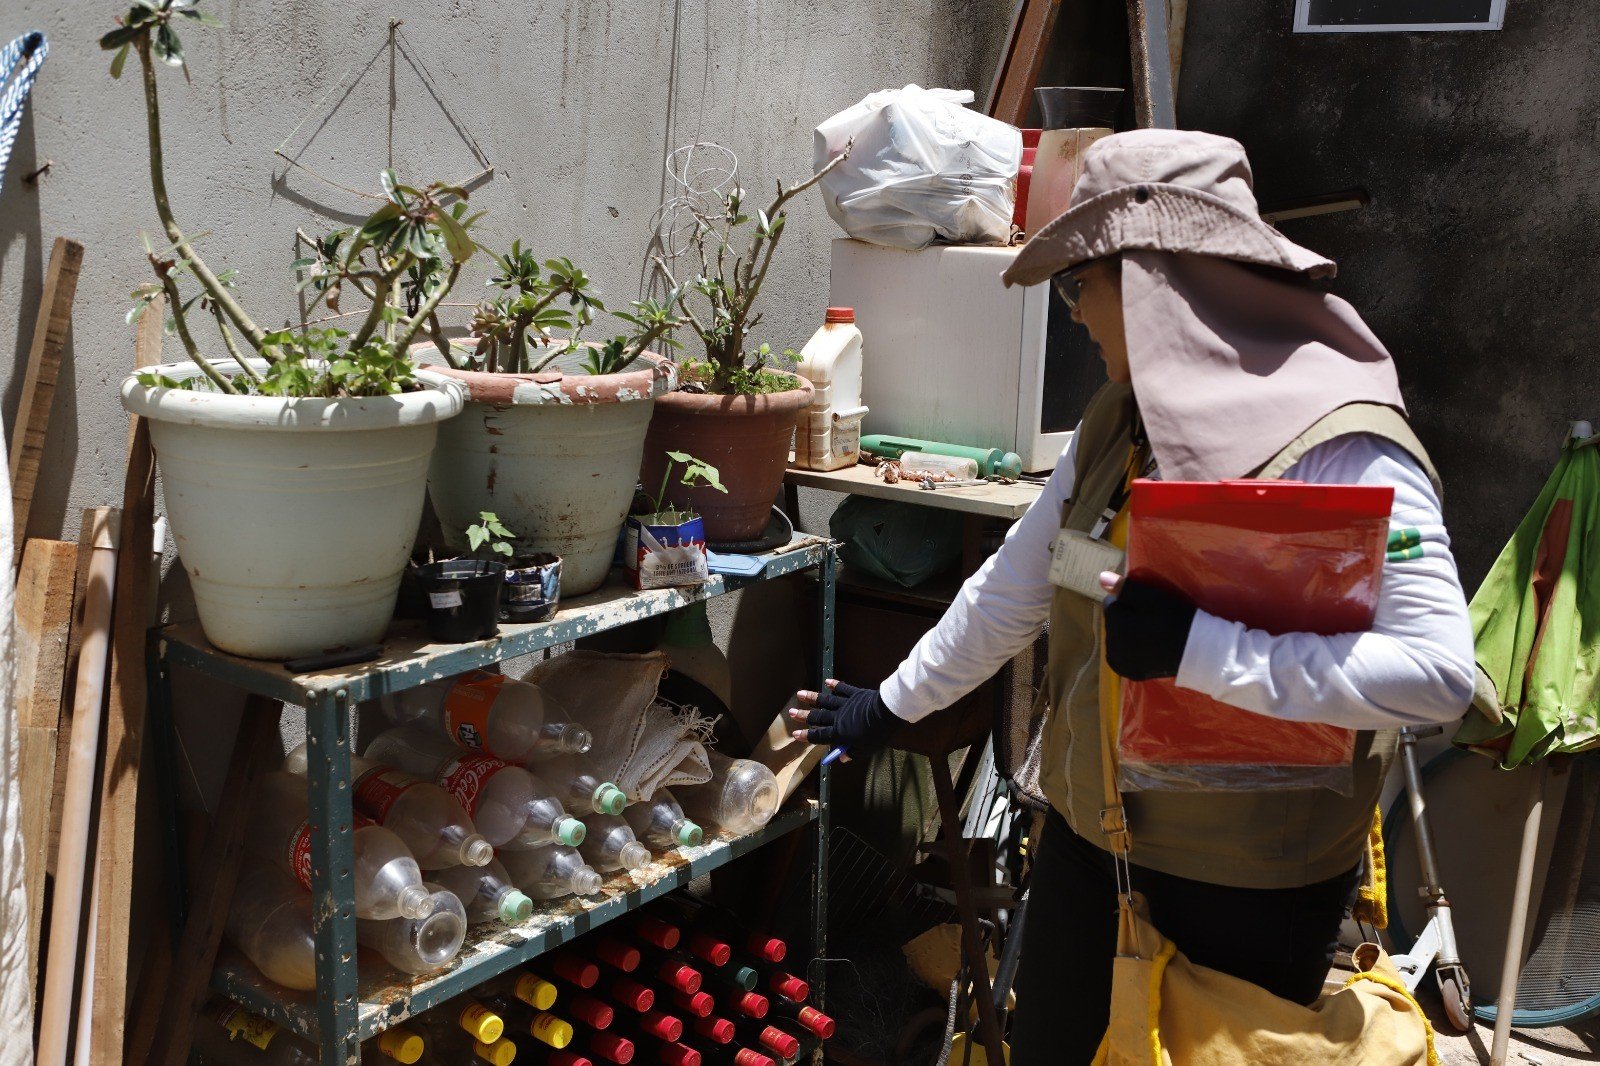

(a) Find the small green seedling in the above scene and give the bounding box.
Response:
[640,451,728,524]
[465,512,516,558]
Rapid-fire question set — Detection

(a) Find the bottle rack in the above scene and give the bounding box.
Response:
[150,538,836,1062]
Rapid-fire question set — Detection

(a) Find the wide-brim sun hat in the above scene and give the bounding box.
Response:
[1001,128,1335,287]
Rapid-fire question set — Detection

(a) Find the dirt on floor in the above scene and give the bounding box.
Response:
[1418,981,1600,1065]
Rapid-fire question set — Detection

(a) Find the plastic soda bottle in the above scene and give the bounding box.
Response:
[432,858,536,925]
[500,844,605,900]
[382,669,593,763]
[623,789,704,850]
[225,863,317,991]
[579,813,653,874]
[538,752,629,816]
[674,753,780,836]
[356,885,467,975]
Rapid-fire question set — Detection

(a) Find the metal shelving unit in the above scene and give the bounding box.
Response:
[152,537,837,1062]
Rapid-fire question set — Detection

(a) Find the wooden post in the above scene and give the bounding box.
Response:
[10,237,84,564]
[1127,0,1177,129]
[986,0,1066,127]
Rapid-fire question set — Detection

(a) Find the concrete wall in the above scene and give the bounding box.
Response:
[1174,0,1597,587]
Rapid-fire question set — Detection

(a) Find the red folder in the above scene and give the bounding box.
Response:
[1119,479,1394,793]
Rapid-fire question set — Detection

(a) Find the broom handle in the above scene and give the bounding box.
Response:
[1490,761,1548,1066]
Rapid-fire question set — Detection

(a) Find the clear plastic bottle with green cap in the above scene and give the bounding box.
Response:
[366,724,588,850]
[623,788,704,850]
[579,813,654,874]
[675,752,781,836]
[500,843,605,900]
[432,857,535,925]
[356,885,467,975]
[539,752,629,816]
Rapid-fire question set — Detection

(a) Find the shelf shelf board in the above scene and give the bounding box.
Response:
[158,538,832,705]
[785,463,1043,520]
[213,802,818,1044]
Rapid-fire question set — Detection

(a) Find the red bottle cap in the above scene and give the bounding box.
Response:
[825,307,855,324]
[671,990,714,1018]
[728,991,768,1019]
[553,954,601,989]
[657,961,702,994]
[796,1005,835,1039]
[758,1026,800,1058]
[686,932,732,967]
[549,1054,595,1066]
[732,1052,774,1066]
[609,976,655,1012]
[596,938,642,973]
[569,994,616,1030]
[634,916,681,951]
[657,1043,701,1066]
[693,1016,735,1044]
[588,1032,635,1065]
[639,1010,684,1042]
[768,973,808,1002]
[747,935,786,963]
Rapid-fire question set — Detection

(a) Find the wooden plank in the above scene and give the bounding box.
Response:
[1167,0,1189,94]
[784,462,1044,520]
[988,0,1065,127]
[48,511,101,875]
[12,538,78,1007]
[1128,0,1178,129]
[10,237,85,563]
[134,697,282,1066]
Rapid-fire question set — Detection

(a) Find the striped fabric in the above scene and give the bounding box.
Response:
[0,31,47,193]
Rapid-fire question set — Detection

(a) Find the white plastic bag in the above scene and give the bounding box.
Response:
[815,85,1022,250]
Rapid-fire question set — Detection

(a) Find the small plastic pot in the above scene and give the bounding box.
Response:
[501,553,562,624]
[416,559,506,643]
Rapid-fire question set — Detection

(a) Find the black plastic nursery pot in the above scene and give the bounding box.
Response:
[500,553,562,624]
[416,559,506,642]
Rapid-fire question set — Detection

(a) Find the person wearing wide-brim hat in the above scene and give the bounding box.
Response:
[792,129,1476,1062]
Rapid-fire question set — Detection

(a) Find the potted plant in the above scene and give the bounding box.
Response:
[624,452,727,590]
[643,148,850,543]
[105,1,474,659]
[420,242,683,596]
[417,512,510,643]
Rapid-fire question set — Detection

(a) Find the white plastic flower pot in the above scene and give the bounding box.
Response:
[425,349,674,597]
[121,360,465,660]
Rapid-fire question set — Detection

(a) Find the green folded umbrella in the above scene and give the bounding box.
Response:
[1455,432,1600,766]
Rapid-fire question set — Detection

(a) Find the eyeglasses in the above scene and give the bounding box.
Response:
[1051,266,1086,312]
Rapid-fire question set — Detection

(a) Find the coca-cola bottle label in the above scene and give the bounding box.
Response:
[442,670,505,755]
[287,813,378,889]
[438,751,510,815]
[353,766,422,822]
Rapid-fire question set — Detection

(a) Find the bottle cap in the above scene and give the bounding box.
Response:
[516,974,560,1011]
[797,1005,836,1039]
[596,938,641,973]
[687,932,732,967]
[732,1052,775,1066]
[758,1026,799,1058]
[595,784,628,815]
[659,961,702,994]
[556,817,588,847]
[640,1010,684,1042]
[671,989,715,1017]
[377,1028,425,1064]
[610,976,655,1012]
[730,991,768,1019]
[549,1053,595,1066]
[748,935,787,964]
[568,993,615,1030]
[475,1038,518,1066]
[619,841,653,872]
[675,822,704,848]
[633,916,680,950]
[589,1032,635,1064]
[657,1042,700,1066]
[460,1002,505,1043]
[723,965,758,992]
[552,954,601,988]
[532,1012,575,1049]
[825,307,855,324]
[693,1016,735,1044]
[500,890,534,924]
[769,972,809,1002]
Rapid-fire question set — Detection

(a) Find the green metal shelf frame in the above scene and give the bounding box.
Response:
[151,538,837,1063]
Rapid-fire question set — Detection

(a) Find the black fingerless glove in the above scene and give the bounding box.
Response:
[803,682,898,751]
[1103,578,1197,681]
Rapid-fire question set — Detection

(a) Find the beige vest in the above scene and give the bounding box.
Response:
[1039,383,1440,889]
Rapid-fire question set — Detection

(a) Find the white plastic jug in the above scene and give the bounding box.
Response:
[794,307,867,472]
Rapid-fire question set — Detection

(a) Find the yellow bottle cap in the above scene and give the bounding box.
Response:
[530,1012,574,1049]
[459,1002,505,1044]
[516,974,559,1011]
[377,1028,425,1064]
[474,1037,518,1065]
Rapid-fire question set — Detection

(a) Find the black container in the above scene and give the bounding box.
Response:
[1034,86,1124,130]
[416,559,506,642]
[501,553,562,624]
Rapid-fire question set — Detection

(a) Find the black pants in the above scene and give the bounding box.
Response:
[1010,807,1362,1065]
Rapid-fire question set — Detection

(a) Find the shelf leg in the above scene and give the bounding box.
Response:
[307,687,361,1064]
[810,547,836,1044]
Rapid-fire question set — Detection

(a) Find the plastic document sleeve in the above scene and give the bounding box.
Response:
[1119,478,1394,794]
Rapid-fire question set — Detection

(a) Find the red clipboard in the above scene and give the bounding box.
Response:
[1119,478,1394,794]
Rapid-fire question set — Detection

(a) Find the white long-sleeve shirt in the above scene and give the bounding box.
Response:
[880,430,1476,730]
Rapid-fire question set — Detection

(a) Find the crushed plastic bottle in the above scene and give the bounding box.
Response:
[248,771,434,920]
[538,752,629,816]
[623,788,704,850]
[500,843,605,900]
[381,669,593,763]
[285,742,493,870]
[356,884,467,975]
[674,752,781,836]
[432,858,535,925]
[225,863,317,991]
[365,724,588,851]
[579,813,653,874]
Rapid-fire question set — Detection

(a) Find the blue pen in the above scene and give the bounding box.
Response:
[821,747,847,766]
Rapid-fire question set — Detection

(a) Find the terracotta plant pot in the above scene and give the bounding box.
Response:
[642,373,814,543]
[424,349,675,596]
